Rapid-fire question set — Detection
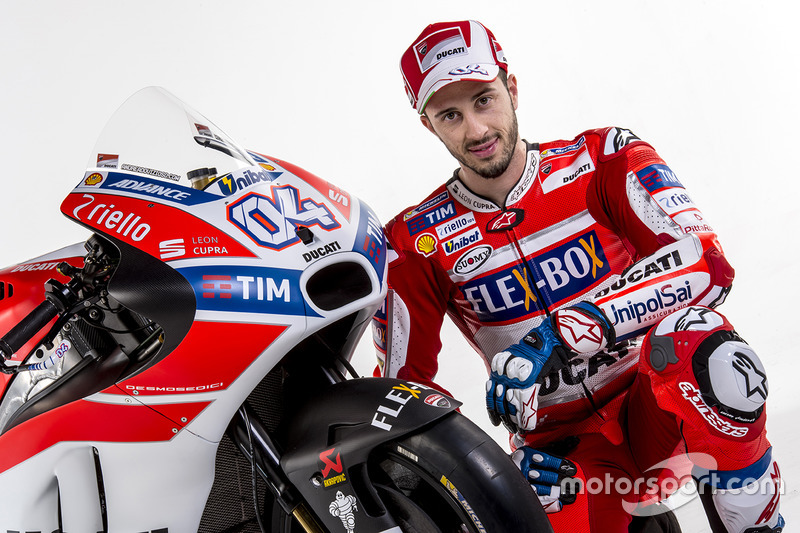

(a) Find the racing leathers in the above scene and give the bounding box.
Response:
[372,127,781,532]
[373,127,732,426]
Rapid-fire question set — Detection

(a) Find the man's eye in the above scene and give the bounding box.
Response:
[443,112,457,121]
[477,96,492,107]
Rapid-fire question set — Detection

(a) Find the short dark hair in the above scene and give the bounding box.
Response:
[497,69,508,88]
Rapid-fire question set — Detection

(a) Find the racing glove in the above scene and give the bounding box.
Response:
[511,447,579,513]
[486,301,615,433]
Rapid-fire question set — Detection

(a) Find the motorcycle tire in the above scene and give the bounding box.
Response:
[272,412,553,532]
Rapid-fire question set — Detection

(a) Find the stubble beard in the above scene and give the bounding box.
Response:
[450,111,519,180]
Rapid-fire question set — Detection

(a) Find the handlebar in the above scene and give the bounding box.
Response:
[0,299,60,360]
[0,277,79,365]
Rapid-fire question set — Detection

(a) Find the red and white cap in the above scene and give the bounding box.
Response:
[400,20,508,114]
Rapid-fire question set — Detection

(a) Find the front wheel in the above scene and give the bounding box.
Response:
[274,412,553,532]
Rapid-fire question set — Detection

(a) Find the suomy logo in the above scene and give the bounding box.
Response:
[454,245,492,275]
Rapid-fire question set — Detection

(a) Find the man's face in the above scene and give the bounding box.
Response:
[422,75,519,180]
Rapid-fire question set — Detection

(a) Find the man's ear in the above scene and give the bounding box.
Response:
[507,73,519,110]
[420,114,438,136]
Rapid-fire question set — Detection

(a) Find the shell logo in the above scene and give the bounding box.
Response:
[84,173,104,186]
[415,233,438,257]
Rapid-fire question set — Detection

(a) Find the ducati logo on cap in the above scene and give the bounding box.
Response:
[415,27,468,71]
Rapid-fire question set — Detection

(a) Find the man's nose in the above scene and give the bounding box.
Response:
[463,111,489,141]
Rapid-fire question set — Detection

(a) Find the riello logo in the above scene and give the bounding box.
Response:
[71,194,151,241]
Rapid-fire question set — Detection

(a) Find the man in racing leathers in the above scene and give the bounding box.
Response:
[372,20,784,533]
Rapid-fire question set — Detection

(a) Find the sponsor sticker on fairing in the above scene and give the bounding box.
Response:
[177,265,313,317]
[371,383,423,431]
[84,172,104,186]
[97,153,119,168]
[319,448,347,488]
[424,393,452,408]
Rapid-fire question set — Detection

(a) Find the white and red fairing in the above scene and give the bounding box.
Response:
[0,87,386,531]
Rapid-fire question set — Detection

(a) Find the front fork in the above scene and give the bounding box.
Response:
[228,404,326,532]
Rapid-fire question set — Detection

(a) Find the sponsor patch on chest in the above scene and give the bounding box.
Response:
[540,147,595,194]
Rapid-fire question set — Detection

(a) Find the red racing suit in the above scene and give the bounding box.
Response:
[372,127,735,434]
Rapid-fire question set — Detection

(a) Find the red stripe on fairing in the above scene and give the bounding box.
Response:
[60,192,257,259]
[0,321,288,473]
[0,399,210,474]
[113,321,289,395]
[253,152,352,222]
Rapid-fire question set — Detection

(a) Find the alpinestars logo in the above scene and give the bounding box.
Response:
[674,307,719,331]
[555,308,605,353]
[732,352,768,401]
[679,381,748,438]
[613,128,640,151]
[487,208,524,232]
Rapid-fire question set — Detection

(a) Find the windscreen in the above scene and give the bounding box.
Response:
[86,86,256,190]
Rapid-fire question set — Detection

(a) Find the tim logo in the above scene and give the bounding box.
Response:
[407,201,456,236]
[636,164,683,194]
[201,275,233,299]
[228,185,340,250]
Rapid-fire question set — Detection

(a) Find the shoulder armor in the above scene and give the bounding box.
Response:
[602,127,646,156]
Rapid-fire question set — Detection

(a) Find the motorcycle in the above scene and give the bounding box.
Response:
[0,87,551,532]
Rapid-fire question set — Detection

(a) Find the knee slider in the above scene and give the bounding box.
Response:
[643,306,767,426]
[693,329,768,425]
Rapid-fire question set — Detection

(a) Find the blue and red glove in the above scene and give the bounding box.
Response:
[486,302,614,433]
[511,446,579,513]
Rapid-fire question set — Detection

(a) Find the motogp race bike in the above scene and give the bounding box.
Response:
[0,87,551,532]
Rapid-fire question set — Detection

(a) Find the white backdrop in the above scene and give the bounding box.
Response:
[1,1,797,530]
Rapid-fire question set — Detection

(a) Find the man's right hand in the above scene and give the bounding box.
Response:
[511,446,579,514]
[485,318,570,433]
